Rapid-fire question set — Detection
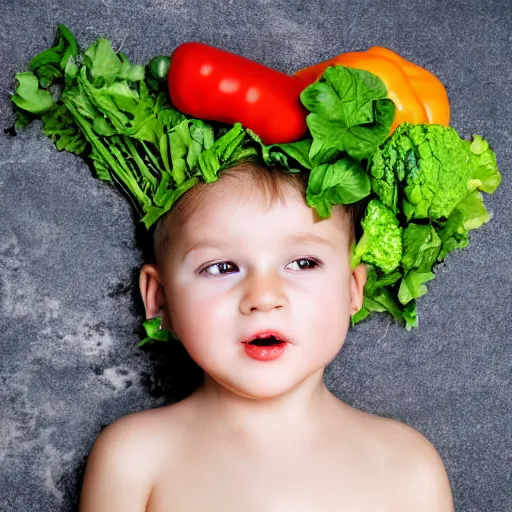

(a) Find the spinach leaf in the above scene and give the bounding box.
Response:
[300,66,395,164]
[306,158,371,218]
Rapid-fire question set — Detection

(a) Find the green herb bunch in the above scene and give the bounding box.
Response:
[10,24,501,336]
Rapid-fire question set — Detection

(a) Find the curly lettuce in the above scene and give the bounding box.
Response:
[351,123,501,330]
[352,199,402,274]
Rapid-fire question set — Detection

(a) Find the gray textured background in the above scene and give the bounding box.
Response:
[1,0,511,510]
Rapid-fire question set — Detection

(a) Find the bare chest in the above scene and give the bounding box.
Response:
[146,438,400,512]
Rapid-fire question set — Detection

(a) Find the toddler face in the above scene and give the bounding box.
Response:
[144,177,366,399]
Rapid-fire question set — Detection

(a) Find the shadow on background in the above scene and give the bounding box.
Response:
[134,221,205,404]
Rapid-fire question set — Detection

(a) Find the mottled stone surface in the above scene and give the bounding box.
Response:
[0,0,511,510]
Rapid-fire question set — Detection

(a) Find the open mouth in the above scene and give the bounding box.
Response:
[243,333,289,361]
[248,335,284,346]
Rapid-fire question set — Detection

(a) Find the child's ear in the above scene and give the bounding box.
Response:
[139,264,167,322]
[349,263,367,316]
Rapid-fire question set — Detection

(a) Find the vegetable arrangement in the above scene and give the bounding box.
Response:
[10,24,501,334]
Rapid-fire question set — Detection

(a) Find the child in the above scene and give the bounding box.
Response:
[79,160,454,511]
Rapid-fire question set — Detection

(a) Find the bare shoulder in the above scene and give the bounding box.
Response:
[356,409,455,511]
[79,404,183,512]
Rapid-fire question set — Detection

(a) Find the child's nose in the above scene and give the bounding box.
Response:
[239,270,288,314]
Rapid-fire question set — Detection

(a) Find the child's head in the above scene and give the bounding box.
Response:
[139,160,367,398]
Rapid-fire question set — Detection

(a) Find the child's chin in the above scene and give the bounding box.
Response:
[235,385,291,400]
[231,373,318,400]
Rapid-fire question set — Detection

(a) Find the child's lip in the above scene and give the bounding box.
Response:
[240,329,291,345]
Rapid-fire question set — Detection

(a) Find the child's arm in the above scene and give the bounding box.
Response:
[79,416,155,511]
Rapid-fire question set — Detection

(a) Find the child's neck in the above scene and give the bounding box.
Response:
[193,369,339,440]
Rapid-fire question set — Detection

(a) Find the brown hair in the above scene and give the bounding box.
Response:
[152,160,363,264]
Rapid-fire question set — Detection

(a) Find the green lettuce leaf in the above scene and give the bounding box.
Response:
[370,124,495,221]
[352,199,402,273]
[402,301,418,331]
[401,223,441,272]
[42,103,87,154]
[351,265,421,331]
[142,178,200,228]
[468,135,501,194]
[11,72,55,114]
[83,38,143,87]
[29,24,79,88]
[351,266,403,325]
[398,271,436,305]
[436,190,491,260]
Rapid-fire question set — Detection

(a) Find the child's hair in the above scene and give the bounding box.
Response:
[150,160,364,265]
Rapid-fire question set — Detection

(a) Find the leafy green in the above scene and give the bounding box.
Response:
[351,267,403,324]
[398,271,436,305]
[83,39,144,86]
[141,178,199,228]
[137,316,178,347]
[435,191,490,260]
[300,66,395,164]
[29,23,79,87]
[369,124,497,221]
[352,199,402,273]
[351,123,501,330]
[42,103,87,154]
[468,135,501,194]
[277,139,314,170]
[401,223,441,272]
[306,158,371,218]
[11,72,55,114]
[11,28,257,228]
[245,129,312,171]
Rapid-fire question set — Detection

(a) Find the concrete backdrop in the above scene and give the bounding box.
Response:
[1,0,511,510]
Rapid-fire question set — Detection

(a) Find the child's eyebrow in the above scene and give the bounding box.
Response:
[184,239,228,259]
[183,232,335,260]
[289,232,336,250]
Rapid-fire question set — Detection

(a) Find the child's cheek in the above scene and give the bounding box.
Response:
[300,270,352,346]
[167,278,239,346]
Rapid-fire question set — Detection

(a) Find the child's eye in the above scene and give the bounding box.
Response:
[200,261,238,276]
[286,258,320,271]
[200,258,320,277]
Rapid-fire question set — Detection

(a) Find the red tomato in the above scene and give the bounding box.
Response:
[168,42,309,145]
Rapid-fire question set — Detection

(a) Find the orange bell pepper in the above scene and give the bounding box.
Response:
[295,46,450,133]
